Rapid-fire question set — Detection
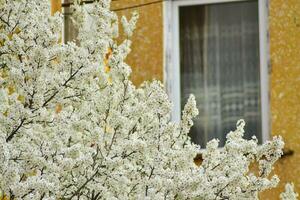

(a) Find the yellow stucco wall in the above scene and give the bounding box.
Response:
[50,0,61,15]
[260,0,300,199]
[51,0,163,86]
[111,0,163,86]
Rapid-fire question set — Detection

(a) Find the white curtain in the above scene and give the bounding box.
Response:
[179,1,262,147]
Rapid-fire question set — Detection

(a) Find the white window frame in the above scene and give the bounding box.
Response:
[163,0,270,142]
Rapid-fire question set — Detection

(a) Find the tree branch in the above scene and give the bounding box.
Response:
[6,118,26,142]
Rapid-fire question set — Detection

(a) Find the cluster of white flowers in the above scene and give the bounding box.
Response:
[0,0,297,199]
[280,183,298,200]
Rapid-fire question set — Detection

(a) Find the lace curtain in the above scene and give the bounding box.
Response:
[179,1,262,147]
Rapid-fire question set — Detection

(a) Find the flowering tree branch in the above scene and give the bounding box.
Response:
[0,0,297,200]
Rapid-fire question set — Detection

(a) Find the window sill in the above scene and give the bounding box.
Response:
[194,148,294,166]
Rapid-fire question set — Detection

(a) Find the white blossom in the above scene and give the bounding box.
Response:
[280,183,299,200]
[0,0,294,199]
[121,12,139,37]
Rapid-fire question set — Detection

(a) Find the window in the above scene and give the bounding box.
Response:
[164,0,269,147]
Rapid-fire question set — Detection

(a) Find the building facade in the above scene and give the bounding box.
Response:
[51,0,300,199]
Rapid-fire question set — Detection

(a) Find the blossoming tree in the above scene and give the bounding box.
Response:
[0,0,298,199]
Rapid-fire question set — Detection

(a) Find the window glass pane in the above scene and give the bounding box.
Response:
[179,1,262,147]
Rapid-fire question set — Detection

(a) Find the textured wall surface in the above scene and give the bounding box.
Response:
[261,0,300,199]
[51,0,163,86]
[50,0,61,15]
[112,0,163,86]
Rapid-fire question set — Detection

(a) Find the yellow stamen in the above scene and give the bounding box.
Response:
[55,103,62,114]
